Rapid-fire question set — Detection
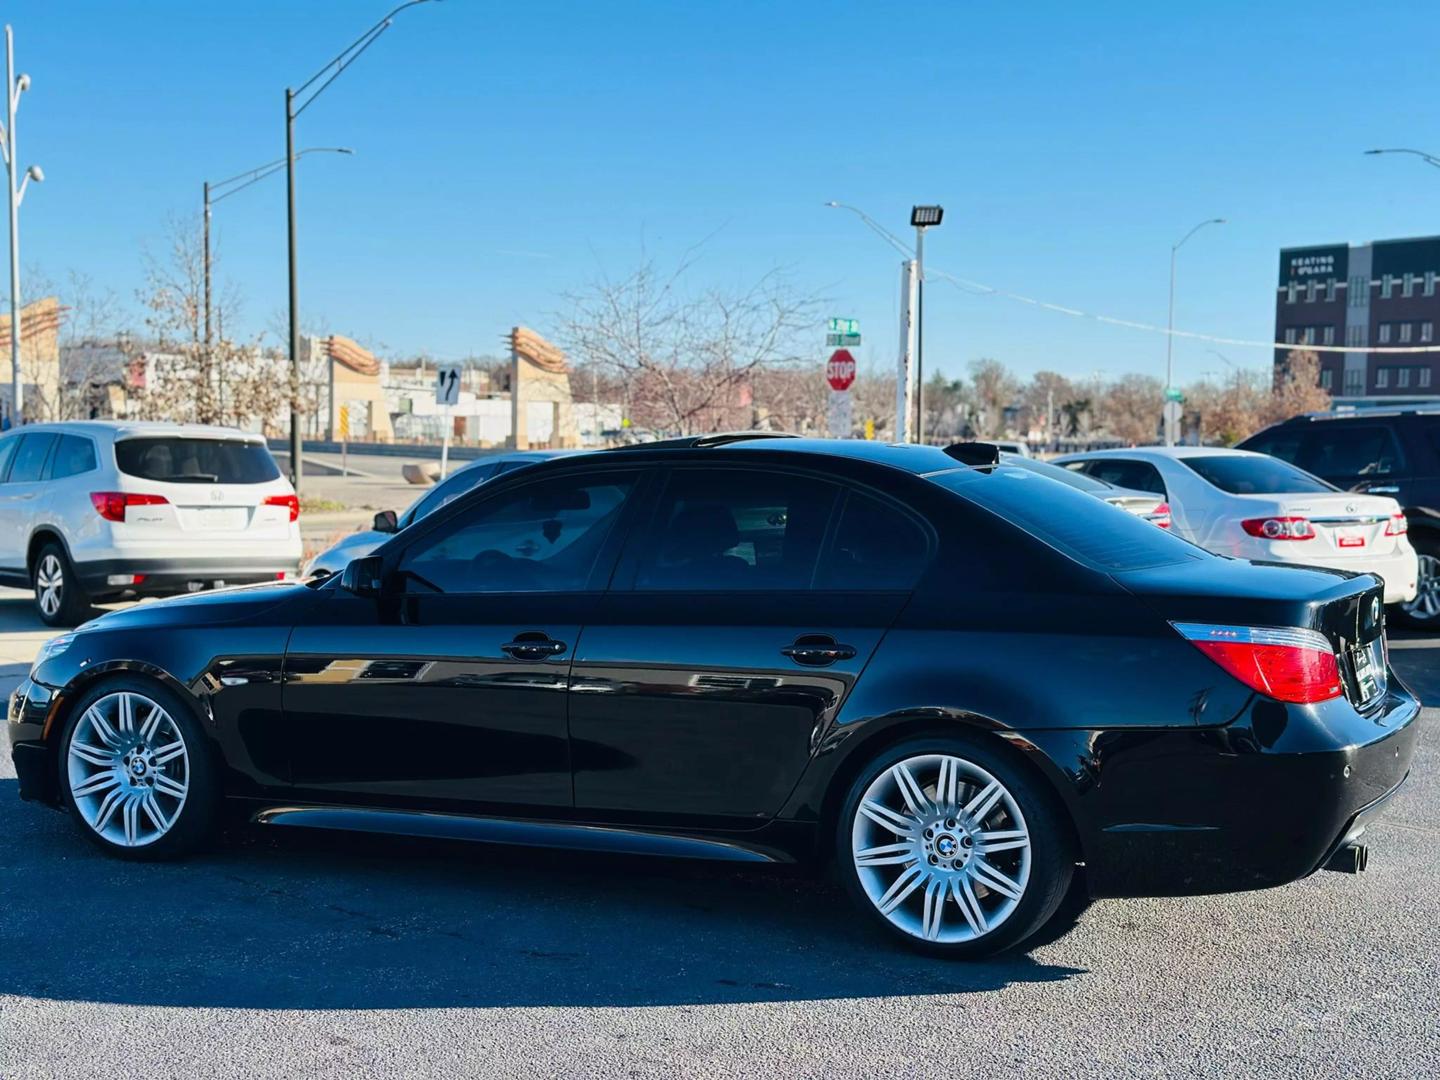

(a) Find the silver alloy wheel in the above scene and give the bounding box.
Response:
[36,554,63,618]
[851,753,1031,944]
[66,691,190,847]
[1401,553,1440,622]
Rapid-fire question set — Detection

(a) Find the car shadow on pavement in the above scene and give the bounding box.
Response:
[0,780,1086,1010]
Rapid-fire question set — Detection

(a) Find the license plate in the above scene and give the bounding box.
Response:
[1351,640,1384,703]
[1337,530,1365,548]
[184,507,247,530]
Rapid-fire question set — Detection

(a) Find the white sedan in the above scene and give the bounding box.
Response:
[1052,446,1419,605]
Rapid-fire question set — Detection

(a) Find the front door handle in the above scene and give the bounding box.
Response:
[502,633,568,661]
[781,634,857,667]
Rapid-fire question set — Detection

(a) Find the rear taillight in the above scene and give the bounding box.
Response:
[90,492,168,522]
[1147,502,1172,529]
[264,494,300,522]
[1241,516,1315,541]
[1172,622,1342,704]
[1384,513,1408,536]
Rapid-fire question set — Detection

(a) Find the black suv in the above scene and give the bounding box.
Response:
[1239,407,1440,628]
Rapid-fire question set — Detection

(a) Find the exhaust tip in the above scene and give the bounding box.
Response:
[1323,842,1369,874]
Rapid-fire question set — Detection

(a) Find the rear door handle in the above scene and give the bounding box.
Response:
[502,634,568,661]
[781,635,857,667]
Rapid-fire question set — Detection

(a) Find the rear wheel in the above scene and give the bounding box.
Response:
[835,737,1072,958]
[58,679,217,860]
[32,542,90,627]
[1395,535,1440,630]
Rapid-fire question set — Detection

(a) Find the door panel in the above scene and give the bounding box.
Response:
[284,591,580,812]
[569,591,904,827]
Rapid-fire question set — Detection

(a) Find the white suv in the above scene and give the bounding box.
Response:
[0,421,302,626]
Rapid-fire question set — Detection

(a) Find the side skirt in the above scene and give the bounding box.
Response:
[252,805,791,864]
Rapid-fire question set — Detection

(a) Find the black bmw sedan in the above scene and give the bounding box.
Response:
[7,435,1420,957]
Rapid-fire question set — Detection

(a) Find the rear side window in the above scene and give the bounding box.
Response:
[50,435,98,479]
[0,435,17,481]
[932,466,1207,571]
[635,469,837,591]
[816,491,930,590]
[7,433,56,483]
[115,438,281,484]
[1180,455,1334,494]
[1295,425,1404,479]
[1079,458,1167,496]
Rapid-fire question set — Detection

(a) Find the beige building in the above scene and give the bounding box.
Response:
[0,296,63,424]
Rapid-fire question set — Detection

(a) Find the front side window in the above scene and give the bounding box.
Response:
[1180,455,1334,495]
[634,469,836,591]
[397,472,635,594]
[7,433,55,483]
[815,491,931,591]
[401,461,498,527]
[115,438,280,484]
[50,435,98,479]
[0,435,17,481]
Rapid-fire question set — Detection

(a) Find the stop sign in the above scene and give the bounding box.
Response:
[826,349,856,392]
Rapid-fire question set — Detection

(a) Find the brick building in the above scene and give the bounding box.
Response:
[1276,236,1440,404]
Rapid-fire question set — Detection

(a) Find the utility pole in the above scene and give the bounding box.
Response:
[897,259,917,442]
[1165,217,1225,446]
[203,180,215,420]
[285,87,302,487]
[2,26,41,426]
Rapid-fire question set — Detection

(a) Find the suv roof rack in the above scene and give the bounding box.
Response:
[1299,403,1440,420]
[605,431,800,451]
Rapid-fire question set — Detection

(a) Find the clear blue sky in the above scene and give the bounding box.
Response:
[10,0,1439,386]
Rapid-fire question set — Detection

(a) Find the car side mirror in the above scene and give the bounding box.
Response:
[372,509,399,534]
[339,555,384,598]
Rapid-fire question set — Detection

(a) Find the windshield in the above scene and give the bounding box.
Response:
[1180,454,1335,495]
[114,438,281,484]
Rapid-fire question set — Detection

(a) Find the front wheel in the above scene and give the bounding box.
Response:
[835,737,1073,958]
[58,679,218,860]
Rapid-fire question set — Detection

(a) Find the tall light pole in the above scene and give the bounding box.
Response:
[1,25,41,427]
[1364,147,1440,170]
[1165,217,1225,446]
[910,205,943,443]
[204,148,352,421]
[283,0,436,491]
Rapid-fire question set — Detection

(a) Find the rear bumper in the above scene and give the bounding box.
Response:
[1022,682,1423,898]
[75,557,301,598]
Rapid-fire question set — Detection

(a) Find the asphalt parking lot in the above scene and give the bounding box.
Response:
[0,588,1436,1079]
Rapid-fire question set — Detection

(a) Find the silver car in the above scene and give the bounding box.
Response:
[304,451,568,577]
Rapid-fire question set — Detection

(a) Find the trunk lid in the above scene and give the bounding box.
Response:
[1233,492,1403,559]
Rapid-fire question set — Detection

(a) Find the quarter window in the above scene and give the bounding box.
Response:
[634,469,836,591]
[397,472,635,594]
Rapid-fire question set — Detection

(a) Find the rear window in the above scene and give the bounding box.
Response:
[1001,454,1112,493]
[1180,454,1334,494]
[115,437,281,484]
[931,466,1208,571]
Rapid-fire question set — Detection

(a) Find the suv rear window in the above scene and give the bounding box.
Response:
[1180,455,1334,494]
[115,438,281,484]
[932,466,1207,571]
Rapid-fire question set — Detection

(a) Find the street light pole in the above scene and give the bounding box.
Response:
[2,25,40,427]
[910,206,943,443]
[1364,147,1440,170]
[282,0,437,492]
[1165,217,1225,446]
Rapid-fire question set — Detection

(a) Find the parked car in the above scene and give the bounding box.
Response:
[1238,407,1440,629]
[304,450,568,577]
[11,434,1417,958]
[0,421,301,626]
[988,440,1032,458]
[1053,446,1418,606]
[997,451,1171,528]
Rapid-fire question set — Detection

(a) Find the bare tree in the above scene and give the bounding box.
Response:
[1099,373,1164,445]
[966,358,1018,438]
[21,267,128,420]
[557,254,822,436]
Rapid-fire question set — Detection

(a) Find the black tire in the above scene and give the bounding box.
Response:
[1392,533,1440,631]
[834,735,1073,959]
[56,676,219,861]
[31,541,91,628]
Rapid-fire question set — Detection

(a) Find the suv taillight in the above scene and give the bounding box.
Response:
[1384,513,1408,536]
[264,494,300,522]
[1172,622,1341,704]
[90,492,168,522]
[1242,516,1315,540]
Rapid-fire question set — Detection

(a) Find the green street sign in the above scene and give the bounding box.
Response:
[826,332,862,347]
[827,317,860,335]
[1165,388,1185,403]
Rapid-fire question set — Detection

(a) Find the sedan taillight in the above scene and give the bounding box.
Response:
[264,494,301,522]
[1384,513,1408,536]
[1172,622,1342,704]
[1147,502,1172,529]
[90,492,168,522]
[1241,516,1315,541]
